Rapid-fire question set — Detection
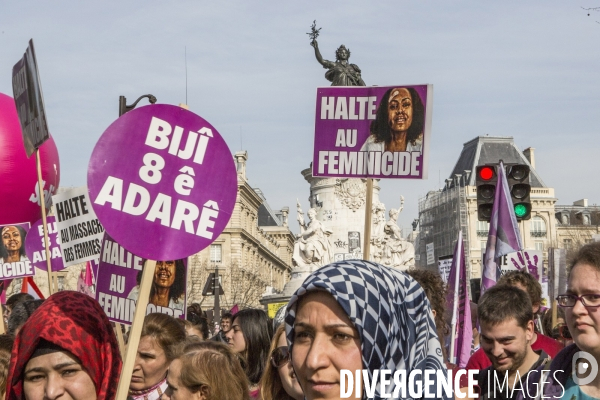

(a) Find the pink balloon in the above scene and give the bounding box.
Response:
[0,92,60,225]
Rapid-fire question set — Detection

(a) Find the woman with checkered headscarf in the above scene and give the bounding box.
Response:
[285,260,451,400]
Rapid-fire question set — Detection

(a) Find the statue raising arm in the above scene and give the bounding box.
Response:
[311,40,335,69]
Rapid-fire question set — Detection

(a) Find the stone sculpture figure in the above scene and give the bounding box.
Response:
[308,21,365,87]
[293,201,334,270]
[370,196,415,270]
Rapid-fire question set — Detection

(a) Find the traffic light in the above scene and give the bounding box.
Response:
[505,164,531,220]
[476,164,497,222]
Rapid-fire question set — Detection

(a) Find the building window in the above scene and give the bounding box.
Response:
[564,239,572,250]
[210,244,222,263]
[531,217,547,238]
[534,241,544,251]
[477,221,489,237]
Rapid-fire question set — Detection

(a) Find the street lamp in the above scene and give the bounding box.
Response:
[119,94,157,116]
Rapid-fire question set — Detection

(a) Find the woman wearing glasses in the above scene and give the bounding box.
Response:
[521,242,600,399]
[259,326,304,400]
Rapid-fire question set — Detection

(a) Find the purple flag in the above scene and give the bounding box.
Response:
[481,161,523,293]
[446,231,473,368]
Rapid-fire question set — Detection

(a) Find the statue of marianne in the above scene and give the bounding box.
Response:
[310,40,366,87]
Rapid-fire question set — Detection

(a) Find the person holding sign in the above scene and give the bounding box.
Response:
[361,87,425,153]
[5,291,122,400]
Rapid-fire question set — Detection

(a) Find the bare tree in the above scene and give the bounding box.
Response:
[222,262,270,309]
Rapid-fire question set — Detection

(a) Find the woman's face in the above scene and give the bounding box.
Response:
[131,336,170,391]
[292,291,362,400]
[225,317,247,354]
[2,226,22,252]
[387,88,413,133]
[276,333,304,400]
[565,263,600,356]
[162,359,203,400]
[23,350,97,400]
[154,261,176,289]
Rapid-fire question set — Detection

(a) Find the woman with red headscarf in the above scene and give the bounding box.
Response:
[5,290,122,400]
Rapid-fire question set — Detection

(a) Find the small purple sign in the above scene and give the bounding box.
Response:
[96,233,187,325]
[0,222,35,281]
[312,85,433,179]
[24,216,65,272]
[87,104,238,261]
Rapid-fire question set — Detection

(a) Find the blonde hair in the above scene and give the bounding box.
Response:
[179,341,250,400]
[259,326,295,400]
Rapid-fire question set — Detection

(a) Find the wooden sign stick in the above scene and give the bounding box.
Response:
[115,259,156,399]
[114,322,126,358]
[35,149,54,295]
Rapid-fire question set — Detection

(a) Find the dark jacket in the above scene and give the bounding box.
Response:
[517,343,578,400]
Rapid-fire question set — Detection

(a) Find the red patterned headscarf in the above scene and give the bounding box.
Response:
[5,290,122,400]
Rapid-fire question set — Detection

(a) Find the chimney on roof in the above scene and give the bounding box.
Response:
[235,151,248,180]
[523,147,535,169]
[573,199,588,207]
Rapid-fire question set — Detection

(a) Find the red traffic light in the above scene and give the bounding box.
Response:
[479,166,494,181]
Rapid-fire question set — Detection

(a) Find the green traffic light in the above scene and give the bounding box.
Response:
[514,204,528,218]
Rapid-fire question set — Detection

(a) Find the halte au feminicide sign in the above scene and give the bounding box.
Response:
[87,104,238,261]
[312,85,433,179]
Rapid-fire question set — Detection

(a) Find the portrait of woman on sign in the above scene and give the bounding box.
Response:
[361,87,425,153]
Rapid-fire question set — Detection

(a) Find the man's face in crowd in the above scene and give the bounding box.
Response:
[480,317,534,373]
[221,317,231,331]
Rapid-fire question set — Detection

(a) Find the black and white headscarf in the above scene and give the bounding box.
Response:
[285,260,451,400]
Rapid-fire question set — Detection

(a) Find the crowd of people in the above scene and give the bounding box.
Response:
[0,242,598,399]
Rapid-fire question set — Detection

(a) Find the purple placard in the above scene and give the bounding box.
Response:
[24,216,65,272]
[95,233,187,325]
[87,104,238,261]
[312,85,433,179]
[0,222,35,281]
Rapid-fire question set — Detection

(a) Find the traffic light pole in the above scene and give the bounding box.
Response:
[213,266,220,328]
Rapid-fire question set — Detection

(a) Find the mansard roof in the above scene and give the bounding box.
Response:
[449,136,546,188]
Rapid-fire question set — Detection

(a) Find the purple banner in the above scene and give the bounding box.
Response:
[88,104,237,261]
[312,85,432,179]
[24,216,65,272]
[95,233,187,325]
[0,222,35,281]
[445,231,472,368]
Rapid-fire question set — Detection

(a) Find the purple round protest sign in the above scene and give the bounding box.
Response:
[24,216,65,272]
[87,104,237,261]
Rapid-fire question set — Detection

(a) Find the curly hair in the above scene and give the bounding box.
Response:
[369,87,425,147]
[406,269,449,336]
[0,225,27,260]
[0,334,14,398]
[497,269,542,310]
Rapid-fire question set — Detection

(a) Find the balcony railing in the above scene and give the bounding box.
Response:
[531,230,547,238]
[477,230,489,237]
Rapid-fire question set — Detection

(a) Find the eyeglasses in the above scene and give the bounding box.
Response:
[270,346,290,368]
[557,294,600,308]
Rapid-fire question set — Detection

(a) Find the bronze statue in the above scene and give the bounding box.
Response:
[308,21,365,86]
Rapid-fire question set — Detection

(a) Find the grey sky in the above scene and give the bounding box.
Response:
[1,1,599,234]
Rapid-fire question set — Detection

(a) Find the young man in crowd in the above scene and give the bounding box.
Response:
[465,270,562,371]
[461,285,550,399]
